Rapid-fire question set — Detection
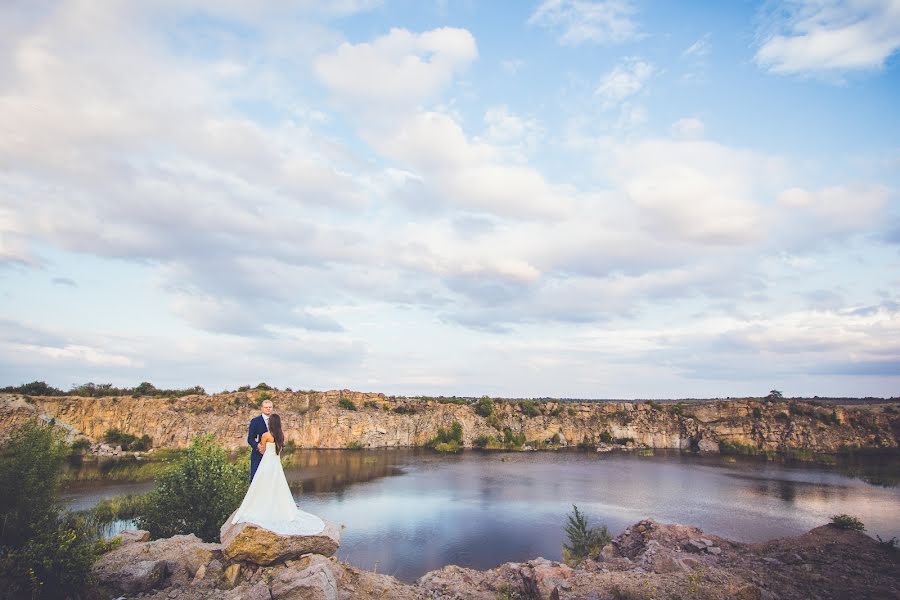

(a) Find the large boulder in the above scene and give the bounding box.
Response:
[220,510,340,565]
[93,533,222,593]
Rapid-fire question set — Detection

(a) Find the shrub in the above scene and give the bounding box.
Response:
[646,401,662,411]
[338,397,357,411]
[0,422,104,599]
[136,435,246,542]
[830,514,865,531]
[0,381,65,396]
[577,435,594,450]
[562,505,610,566]
[473,435,493,448]
[876,535,898,552]
[599,431,613,444]
[69,438,92,454]
[393,405,416,415]
[346,441,364,450]
[551,432,561,445]
[567,407,577,417]
[475,396,494,417]
[363,400,379,409]
[752,407,763,419]
[670,402,685,416]
[103,428,152,451]
[519,400,541,417]
[502,428,526,448]
[429,421,464,450]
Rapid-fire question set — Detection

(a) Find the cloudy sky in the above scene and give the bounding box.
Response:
[1,0,899,398]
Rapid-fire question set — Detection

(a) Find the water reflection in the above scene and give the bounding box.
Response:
[62,449,900,583]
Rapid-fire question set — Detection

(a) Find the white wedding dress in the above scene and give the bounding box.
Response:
[231,442,325,535]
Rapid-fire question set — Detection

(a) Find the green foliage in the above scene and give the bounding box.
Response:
[550,432,561,445]
[363,400,380,409]
[562,505,610,566]
[0,381,65,396]
[577,435,595,450]
[69,438,92,454]
[254,382,273,390]
[475,396,494,417]
[502,428,527,448]
[519,400,541,417]
[599,430,613,444]
[766,389,784,401]
[830,514,865,531]
[486,414,503,430]
[613,436,635,446]
[83,494,149,528]
[66,381,206,398]
[752,407,763,419]
[103,428,152,451]
[718,440,762,455]
[338,397,357,411]
[567,407,577,417]
[646,400,662,411]
[671,402,685,417]
[346,441,364,450]
[0,422,104,599]
[136,435,247,542]
[393,405,416,415]
[473,435,494,448]
[429,421,464,451]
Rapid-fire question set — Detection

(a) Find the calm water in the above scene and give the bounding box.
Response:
[63,449,900,582]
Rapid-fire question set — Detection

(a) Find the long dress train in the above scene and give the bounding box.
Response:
[231,442,325,535]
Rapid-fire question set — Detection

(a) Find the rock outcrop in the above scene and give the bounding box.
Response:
[220,510,341,565]
[93,520,900,600]
[2,391,898,454]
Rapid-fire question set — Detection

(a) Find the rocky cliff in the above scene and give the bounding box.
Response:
[1,391,897,453]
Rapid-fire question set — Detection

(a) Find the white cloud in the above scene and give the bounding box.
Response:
[528,0,641,45]
[670,117,705,138]
[756,0,900,74]
[595,58,654,108]
[777,185,889,235]
[313,27,477,109]
[610,139,783,245]
[682,34,711,58]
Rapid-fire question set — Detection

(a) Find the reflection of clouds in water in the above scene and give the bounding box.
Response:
[62,449,900,583]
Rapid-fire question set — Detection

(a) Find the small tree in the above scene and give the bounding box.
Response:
[137,435,247,542]
[562,505,611,566]
[767,390,784,401]
[0,422,104,599]
[475,396,494,417]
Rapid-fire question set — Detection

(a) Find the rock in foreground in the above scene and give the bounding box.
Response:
[219,509,341,565]
[94,520,899,599]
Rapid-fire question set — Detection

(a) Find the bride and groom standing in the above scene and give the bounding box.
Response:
[229,398,324,535]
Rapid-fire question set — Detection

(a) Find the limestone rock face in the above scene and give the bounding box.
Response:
[220,510,340,565]
[2,391,897,454]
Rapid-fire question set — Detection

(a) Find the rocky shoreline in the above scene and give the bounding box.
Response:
[94,518,899,600]
[2,391,898,455]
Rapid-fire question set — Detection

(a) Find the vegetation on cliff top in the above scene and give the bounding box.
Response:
[0,380,205,398]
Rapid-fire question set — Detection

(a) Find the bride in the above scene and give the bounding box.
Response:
[231,413,325,535]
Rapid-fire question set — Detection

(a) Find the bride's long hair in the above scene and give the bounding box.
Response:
[268,413,285,455]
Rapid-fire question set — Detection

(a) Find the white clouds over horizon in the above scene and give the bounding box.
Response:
[0,1,897,397]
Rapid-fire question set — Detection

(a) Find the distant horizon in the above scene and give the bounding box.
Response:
[2,379,897,403]
[1,2,898,399]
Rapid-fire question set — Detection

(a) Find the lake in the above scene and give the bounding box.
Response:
[62,449,900,582]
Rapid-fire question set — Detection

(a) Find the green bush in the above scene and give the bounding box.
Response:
[577,435,595,450]
[393,405,416,415]
[475,396,494,417]
[69,438,92,454]
[502,427,526,448]
[830,514,865,531]
[429,421,464,450]
[136,435,246,542]
[562,505,610,566]
[0,422,104,599]
[473,435,493,448]
[346,441,364,450]
[103,428,152,451]
[551,432,561,445]
[519,400,541,417]
[599,431,613,444]
[338,397,357,411]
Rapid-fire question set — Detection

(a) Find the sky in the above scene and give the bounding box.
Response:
[1,0,899,399]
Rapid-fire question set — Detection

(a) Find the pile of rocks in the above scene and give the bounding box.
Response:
[93,510,341,599]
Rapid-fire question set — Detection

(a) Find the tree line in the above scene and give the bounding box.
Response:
[0,381,206,398]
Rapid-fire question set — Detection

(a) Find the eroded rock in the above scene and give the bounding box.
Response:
[220,510,340,565]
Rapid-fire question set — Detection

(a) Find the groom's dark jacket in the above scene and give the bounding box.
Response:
[247,415,268,482]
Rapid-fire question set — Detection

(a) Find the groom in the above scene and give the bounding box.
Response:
[247,398,273,482]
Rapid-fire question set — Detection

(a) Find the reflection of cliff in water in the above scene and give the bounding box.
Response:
[284,449,419,495]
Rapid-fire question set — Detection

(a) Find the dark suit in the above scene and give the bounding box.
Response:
[247,414,268,482]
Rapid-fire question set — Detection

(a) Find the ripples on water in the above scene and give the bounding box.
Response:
[63,449,900,582]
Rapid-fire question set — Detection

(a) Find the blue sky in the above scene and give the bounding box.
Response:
[1,0,898,398]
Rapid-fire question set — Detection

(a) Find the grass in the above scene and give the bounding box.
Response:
[830,514,865,531]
